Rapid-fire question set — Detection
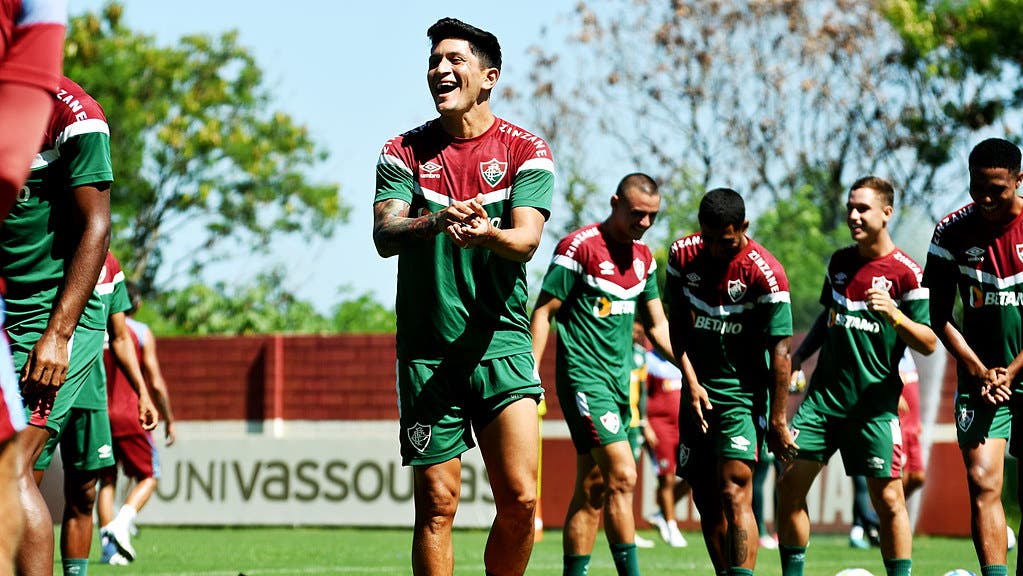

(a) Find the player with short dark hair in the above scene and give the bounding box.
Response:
[777,176,936,576]
[924,138,1023,576]
[531,173,678,576]
[373,17,554,575]
[667,188,798,576]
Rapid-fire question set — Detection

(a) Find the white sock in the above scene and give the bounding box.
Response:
[115,505,138,528]
[668,520,679,529]
[849,525,864,540]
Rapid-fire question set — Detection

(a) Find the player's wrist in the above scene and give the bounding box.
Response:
[889,309,903,328]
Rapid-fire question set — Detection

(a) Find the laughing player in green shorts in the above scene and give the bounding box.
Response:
[373,18,554,576]
[777,176,936,576]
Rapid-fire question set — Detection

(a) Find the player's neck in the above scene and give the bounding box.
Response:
[857,231,895,259]
[438,106,495,139]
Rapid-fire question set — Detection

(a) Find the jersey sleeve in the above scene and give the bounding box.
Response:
[374,138,415,205]
[509,154,555,221]
[640,258,660,303]
[60,122,112,188]
[540,240,580,302]
[109,275,131,316]
[758,259,793,338]
[921,225,956,293]
[897,257,930,326]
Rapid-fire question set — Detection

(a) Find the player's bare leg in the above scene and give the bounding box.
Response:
[721,459,757,569]
[688,464,727,572]
[963,439,1008,566]
[97,475,117,527]
[61,469,99,559]
[901,471,925,501]
[16,425,55,576]
[591,441,637,544]
[563,455,603,554]
[0,434,24,575]
[412,458,461,576]
[125,476,158,511]
[477,397,538,576]
[866,476,911,559]
[776,459,823,546]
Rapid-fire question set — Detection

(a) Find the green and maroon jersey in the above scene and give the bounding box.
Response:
[74,251,129,409]
[0,76,111,331]
[802,246,929,419]
[540,222,659,401]
[375,118,554,362]
[666,234,792,410]
[923,203,1023,390]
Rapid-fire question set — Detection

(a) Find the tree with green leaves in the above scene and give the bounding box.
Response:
[64,3,348,296]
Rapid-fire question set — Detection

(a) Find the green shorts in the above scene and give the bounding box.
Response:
[9,324,104,435]
[677,405,764,479]
[34,407,114,471]
[790,405,902,477]
[397,353,542,466]
[954,390,1019,454]
[628,426,644,462]
[558,381,631,454]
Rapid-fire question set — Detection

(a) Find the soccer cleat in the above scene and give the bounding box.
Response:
[647,511,671,544]
[849,525,869,549]
[1008,525,1017,551]
[634,534,656,548]
[667,523,688,548]
[758,534,778,550]
[107,521,136,561]
[100,533,117,564]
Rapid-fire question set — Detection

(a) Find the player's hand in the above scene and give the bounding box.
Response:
[685,383,712,434]
[21,331,69,390]
[137,394,159,431]
[767,423,799,463]
[642,424,659,449]
[866,287,897,322]
[982,367,1012,405]
[789,369,807,393]
[446,195,495,249]
[165,421,177,447]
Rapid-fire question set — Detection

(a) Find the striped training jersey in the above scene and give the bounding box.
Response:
[74,251,130,409]
[666,234,792,410]
[541,222,658,401]
[0,76,111,331]
[375,118,554,362]
[803,245,929,418]
[923,203,1023,390]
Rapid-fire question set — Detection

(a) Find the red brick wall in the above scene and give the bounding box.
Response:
[158,333,563,421]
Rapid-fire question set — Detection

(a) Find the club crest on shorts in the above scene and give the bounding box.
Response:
[407,423,432,453]
[678,442,690,467]
[599,411,621,434]
[957,407,975,432]
[871,275,892,293]
[727,278,747,302]
[479,158,507,187]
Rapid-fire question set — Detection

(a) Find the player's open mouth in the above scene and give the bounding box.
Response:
[435,82,458,95]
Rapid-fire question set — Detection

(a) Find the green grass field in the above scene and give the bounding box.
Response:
[69,526,1010,575]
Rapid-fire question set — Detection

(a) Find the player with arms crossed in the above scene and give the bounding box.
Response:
[530,173,679,576]
[666,188,798,576]
[777,176,936,576]
[373,17,554,576]
[924,138,1023,576]
[0,0,66,571]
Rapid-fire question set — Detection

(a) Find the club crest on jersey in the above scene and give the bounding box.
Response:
[479,158,507,187]
[957,407,974,431]
[599,411,621,434]
[633,258,646,280]
[727,279,747,302]
[871,275,892,292]
[1016,243,1023,264]
[407,423,432,453]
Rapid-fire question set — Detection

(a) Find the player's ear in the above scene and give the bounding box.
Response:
[740,219,750,234]
[482,67,499,90]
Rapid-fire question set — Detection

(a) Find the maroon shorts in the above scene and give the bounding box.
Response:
[901,425,923,474]
[648,414,679,475]
[99,431,159,482]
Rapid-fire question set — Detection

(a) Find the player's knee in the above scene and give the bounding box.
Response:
[414,479,459,521]
[604,462,637,493]
[493,486,536,521]
[965,462,1003,497]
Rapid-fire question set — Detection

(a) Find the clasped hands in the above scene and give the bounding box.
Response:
[441,194,495,249]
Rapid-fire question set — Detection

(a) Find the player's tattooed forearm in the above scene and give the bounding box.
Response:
[373,199,442,255]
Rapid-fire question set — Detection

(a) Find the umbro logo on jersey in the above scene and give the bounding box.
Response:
[599,260,615,275]
[479,158,507,187]
[686,273,701,284]
[420,161,442,179]
[871,275,892,293]
[599,411,621,434]
[833,272,848,286]
[727,279,747,302]
[965,246,985,263]
[408,423,432,453]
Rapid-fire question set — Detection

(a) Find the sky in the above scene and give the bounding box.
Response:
[72,0,567,310]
